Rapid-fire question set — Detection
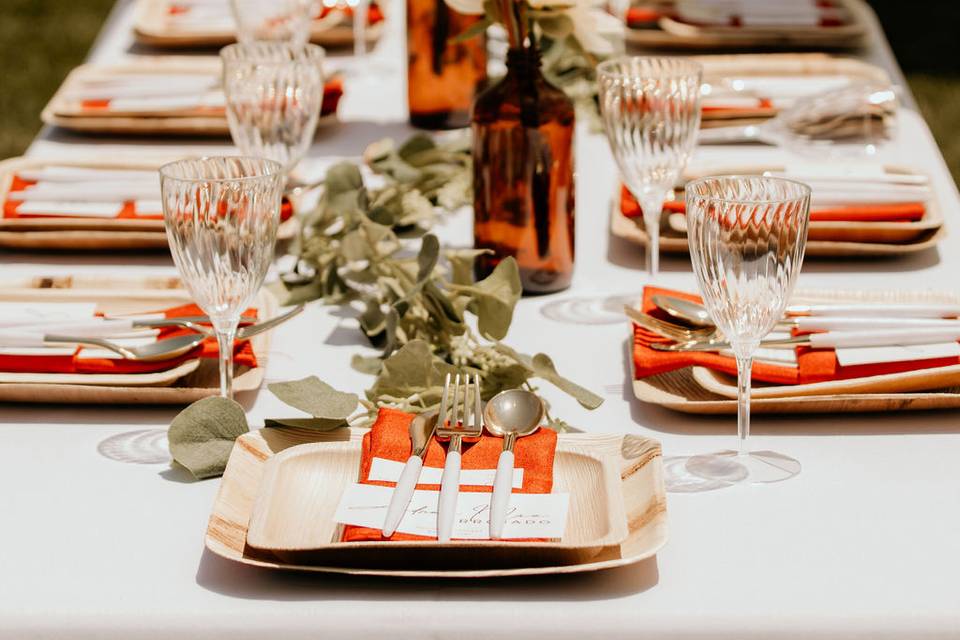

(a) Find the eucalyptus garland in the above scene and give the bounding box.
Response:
[167,133,602,480]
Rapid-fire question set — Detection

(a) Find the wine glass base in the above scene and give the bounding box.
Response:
[686,450,801,485]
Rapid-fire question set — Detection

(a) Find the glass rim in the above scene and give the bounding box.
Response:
[596,56,703,80]
[219,41,325,64]
[158,156,286,184]
[685,174,812,206]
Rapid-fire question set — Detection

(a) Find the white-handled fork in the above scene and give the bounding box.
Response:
[435,373,483,542]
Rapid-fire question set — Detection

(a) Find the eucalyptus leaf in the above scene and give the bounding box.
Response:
[462,257,522,340]
[449,16,492,43]
[351,353,384,375]
[531,353,604,409]
[264,417,348,431]
[417,234,440,282]
[168,396,249,480]
[269,376,359,419]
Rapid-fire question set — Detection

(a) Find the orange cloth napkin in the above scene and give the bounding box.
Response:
[620,185,926,223]
[0,303,257,375]
[633,286,960,385]
[341,407,558,542]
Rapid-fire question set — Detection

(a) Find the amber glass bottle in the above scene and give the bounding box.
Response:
[472,40,576,294]
[406,0,486,129]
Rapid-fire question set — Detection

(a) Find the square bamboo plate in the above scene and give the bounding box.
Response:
[630,288,960,414]
[133,0,386,49]
[0,275,276,404]
[625,0,869,50]
[206,427,668,578]
[41,58,336,136]
[0,156,298,250]
[245,437,628,554]
[694,53,890,128]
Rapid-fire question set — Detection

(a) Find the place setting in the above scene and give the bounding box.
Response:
[133,0,387,49]
[620,0,870,50]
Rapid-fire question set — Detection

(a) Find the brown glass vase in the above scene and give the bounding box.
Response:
[472,36,576,294]
[406,0,486,129]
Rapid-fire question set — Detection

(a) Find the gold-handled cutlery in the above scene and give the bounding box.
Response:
[0,304,307,362]
[435,372,483,542]
[652,327,960,353]
[381,409,440,537]
[484,389,545,540]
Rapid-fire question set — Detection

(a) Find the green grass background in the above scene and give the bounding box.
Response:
[0,0,957,184]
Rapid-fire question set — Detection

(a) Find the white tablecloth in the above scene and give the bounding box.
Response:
[2,1,960,638]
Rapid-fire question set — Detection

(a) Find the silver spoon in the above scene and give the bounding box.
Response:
[43,333,206,362]
[651,294,715,327]
[484,389,544,540]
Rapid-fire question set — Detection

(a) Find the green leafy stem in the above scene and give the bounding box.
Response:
[167,133,602,480]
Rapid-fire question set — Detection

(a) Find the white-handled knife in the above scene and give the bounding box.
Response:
[381,411,439,538]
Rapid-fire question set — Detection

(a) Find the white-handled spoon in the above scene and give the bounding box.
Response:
[484,389,544,540]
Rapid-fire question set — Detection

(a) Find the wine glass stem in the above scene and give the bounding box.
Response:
[643,205,662,277]
[735,353,753,457]
[353,0,368,58]
[216,326,238,399]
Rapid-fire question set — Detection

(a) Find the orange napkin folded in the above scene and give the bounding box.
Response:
[620,185,926,224]
[341,407,558,542]
[0,303,258,375]
[633,286,960,385]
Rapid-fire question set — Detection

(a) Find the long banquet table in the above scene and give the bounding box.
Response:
[2,1,960,638]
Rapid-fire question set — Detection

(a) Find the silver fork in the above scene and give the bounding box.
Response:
[435,372,483,542]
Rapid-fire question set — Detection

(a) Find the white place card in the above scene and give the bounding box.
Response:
[835,342,960,367]
[334,483,569,540]
[368,457,524,488]
[0,302,97,326]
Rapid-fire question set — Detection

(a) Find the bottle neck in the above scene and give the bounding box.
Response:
[505,44,542,82]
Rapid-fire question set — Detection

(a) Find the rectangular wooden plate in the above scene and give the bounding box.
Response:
[0,156,297,250]
[626,0,869,50]
[245,437,628,554]
[695,53,890,126]
[133,0,385,49]
[206,427,668,577]
[0,275,276,404]
[630,288,960,414]
[41,58,335,136]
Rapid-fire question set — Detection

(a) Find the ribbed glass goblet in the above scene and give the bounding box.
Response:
[229,0,314,46]
[220,43,325,173]
[598,56,702,276]
[685,175,811,484]
[160,156,285,399]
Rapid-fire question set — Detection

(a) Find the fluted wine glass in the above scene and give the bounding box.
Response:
[685,175,811,484]
[160,157,285,399]
[598,56,702,276]
[220,42,325,173]
[229,0,314,46]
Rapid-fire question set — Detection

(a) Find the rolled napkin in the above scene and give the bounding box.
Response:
[341,407,558,542]
[632,286,960,385]
[0,303,257,375]
[620,185,926,223]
